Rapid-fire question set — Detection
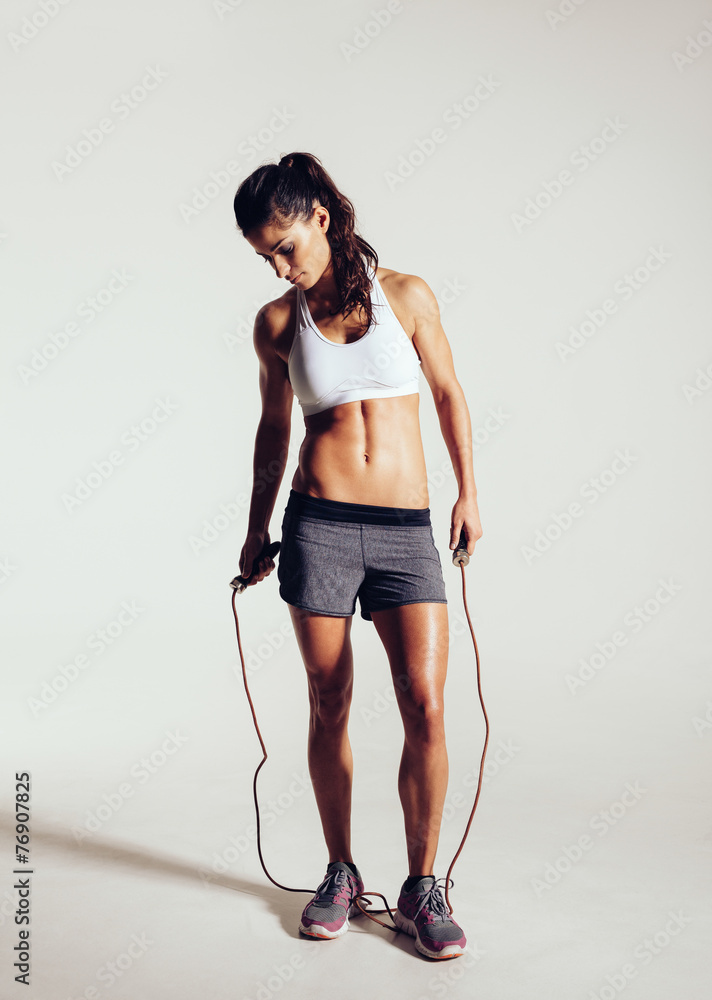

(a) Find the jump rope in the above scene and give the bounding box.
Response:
[229,528,489,931]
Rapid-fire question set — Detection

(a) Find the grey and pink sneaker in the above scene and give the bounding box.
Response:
[298,861,365,939]
[394,876,466,959]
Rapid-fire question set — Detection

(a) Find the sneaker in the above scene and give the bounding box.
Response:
[298,861,365,939]
[394,876,466,959]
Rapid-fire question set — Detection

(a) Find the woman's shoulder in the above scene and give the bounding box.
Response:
[254,286,299,352]
[375,267,436,328]
[376,266,433,300]
[257,285,297,326]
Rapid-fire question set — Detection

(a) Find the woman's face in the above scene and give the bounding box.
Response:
[246,206,331,289]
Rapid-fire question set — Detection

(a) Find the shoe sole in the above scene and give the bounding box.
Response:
[393,908,465,960]
[298,902,361,940]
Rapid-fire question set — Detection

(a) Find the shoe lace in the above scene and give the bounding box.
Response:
[312,869,348,908]
[414,878,455,923]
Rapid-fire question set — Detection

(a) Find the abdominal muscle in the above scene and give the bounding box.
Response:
[290,392,431,509]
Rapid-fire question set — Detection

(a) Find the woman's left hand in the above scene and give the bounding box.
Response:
[450,496,483,556]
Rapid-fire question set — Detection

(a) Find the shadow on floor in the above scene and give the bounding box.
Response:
[0,812,418,954]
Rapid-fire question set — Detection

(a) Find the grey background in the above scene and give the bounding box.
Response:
[1,0,710,997]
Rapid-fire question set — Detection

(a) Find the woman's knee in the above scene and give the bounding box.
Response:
[308,675,353,729]
[398,689,446,743]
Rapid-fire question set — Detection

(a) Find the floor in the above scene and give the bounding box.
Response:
[3,619,710,1000]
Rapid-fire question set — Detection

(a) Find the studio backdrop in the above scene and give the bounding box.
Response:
[1,1,710,998]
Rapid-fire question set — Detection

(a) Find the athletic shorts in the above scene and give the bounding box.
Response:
[277,490,448,621]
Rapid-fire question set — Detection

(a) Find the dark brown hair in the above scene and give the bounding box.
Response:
[233,151,379,328]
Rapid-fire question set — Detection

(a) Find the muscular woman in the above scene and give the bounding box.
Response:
[233,151,482,960]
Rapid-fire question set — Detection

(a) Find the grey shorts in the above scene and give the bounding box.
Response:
[277,490,448,621]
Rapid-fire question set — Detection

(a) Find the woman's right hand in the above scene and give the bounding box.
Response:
[239,532,276,588]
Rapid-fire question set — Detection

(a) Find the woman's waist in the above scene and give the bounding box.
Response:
[284,489,431,525]
[291,457,430,508]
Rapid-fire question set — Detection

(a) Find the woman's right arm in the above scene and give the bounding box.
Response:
[239,304,294,586]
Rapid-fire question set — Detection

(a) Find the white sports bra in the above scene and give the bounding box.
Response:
[287,265,421,417]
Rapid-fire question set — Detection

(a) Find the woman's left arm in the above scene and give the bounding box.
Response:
[406,273,483,555]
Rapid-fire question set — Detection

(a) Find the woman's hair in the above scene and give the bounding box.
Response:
[233,151,379,327]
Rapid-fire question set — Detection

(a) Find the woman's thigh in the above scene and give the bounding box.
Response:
[287,605,355,700]
[370,602,449,721]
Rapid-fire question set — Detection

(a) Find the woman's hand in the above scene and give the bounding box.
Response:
[449,496,483,557]
[239,532,276,588]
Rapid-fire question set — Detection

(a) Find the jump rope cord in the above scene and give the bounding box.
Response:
[444,562,489,914]
[230,557,488,932]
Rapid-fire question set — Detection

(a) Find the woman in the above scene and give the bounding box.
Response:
[233,151,482,961]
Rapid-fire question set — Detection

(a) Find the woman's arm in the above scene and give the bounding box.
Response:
[239,304,294,584]
[406,274,483,555]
